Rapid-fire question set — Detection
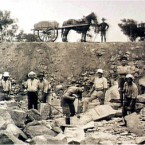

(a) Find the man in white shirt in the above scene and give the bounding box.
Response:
[25,71,39,110]
[1,72,11,100]
[83,69,107,112]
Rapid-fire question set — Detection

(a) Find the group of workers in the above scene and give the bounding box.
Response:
[0,53,140,124]
[61,54,139,126]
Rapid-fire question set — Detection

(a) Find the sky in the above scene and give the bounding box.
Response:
[0,0,145,42]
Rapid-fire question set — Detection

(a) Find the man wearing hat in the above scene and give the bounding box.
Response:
[122,74,138,118]
[117,56,131,106]
[25,71,39,110]
[38,72,51,103]
[62,86,84,123]
[98,18,109,42]
[83,69,107,112]
[37,72,52,118]
[0,72,12,100]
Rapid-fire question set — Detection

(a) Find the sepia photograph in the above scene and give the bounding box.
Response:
[0,0,145,144]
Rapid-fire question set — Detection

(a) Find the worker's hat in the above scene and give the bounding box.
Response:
[126,74,134,79]
[125,51,130,55]
[102,18,106,21]
[120,56,128,61]
[96,69,104,74]
[3,72,10,77]
[38,72,44,77]
[28,71,36,77]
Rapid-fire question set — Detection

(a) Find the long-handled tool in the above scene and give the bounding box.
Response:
[47,102,64,115]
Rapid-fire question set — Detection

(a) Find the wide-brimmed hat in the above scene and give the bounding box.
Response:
[3,72,10,77]
[38,72,44,77]
[126,74,134,79]
[96,69,103,74]
[102,18,106,21]
[28,71,36,77]
[120,56,128,61]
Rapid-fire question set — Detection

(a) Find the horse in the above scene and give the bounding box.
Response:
[61,12,98,42]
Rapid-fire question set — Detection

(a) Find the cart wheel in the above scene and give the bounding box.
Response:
[38,28,58,42]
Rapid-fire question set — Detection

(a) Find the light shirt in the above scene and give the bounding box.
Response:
[1,79,11,92]
[124,82,138,99]
[26,79,39,92]
[64,86,82,96]
[94,77,107,89]
[117,65,131,75]
[38,79,51,93]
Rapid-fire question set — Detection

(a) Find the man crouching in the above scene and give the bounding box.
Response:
[61,86,84,123]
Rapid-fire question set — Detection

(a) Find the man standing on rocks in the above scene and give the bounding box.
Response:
[38,72,51,103]
[38,72,52,118]
[25,71,39,110]
[122,74,138,117]
[83,69,108,112]
[0,72,11,100]
[62,86,84,123]
[117,56,131,106]
[98,18,109,42]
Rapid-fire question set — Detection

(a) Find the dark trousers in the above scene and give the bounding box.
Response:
[27,92,38,110]
[101,31,106,42]
[119,77,126,106]
[63,102,75,117]
[122,97,136,117]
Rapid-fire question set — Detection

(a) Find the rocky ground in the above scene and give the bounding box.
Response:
[0,42,145,144]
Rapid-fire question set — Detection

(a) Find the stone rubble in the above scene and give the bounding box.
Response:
[0,44,145,144]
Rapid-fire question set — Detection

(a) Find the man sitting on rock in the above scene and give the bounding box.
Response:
[83,69,108,112]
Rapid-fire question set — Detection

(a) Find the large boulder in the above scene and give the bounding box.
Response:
[31,135,67,144]
[105,83,120,103]
[125,113,145,136]
[80,136,100,144]
[40,103,51,120]
[8,109,26,128]
[64,126,85,143]
[135,136,145,144]
[5,100,18,109]
[0,116,7,130]
[24,124,57,138]
[81,132,117,144]
[54,117,66,127]
[77,105,116,125]
[6,124,28,140]
[0,130,26,144]
[26,109,42,121]
[137,94,145,103]
[0,107,14,125]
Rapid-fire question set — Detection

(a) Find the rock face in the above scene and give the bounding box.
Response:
[0,42,144,85]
